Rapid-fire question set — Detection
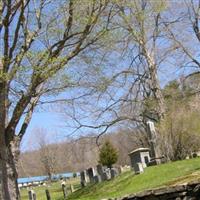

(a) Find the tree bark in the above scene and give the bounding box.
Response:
[0,68,7,199]
[0,73,20,199]
[0,137,20,200]
[143,49,166,121]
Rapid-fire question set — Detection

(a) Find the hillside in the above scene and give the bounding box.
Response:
[19,130,146,177]
[67,158,200,200]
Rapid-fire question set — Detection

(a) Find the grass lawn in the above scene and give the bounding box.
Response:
[21,158,200,200]
[68,158,200,200]
[20,177,81,200]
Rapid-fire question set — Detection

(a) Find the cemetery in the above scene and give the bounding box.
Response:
[6,120,200,199]
[18,156,200,200]
[2,1,200,200]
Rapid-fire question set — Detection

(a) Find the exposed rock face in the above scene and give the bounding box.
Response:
[103,181,200,200]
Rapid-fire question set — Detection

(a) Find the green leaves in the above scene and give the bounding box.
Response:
[99,140,118,168]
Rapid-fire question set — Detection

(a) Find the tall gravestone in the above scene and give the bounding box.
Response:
[118,166,123,174]
[62,184,67,199]
[96,164,104,176]
[70,184,74,193]
[96,164,104,182]
[80,170,89,187]
[146,121,161,165]
[45,189,51,200]
[87,167,96,183]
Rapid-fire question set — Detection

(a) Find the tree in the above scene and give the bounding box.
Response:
[67,0,175,147]
[0,0,112,199]
[163,1,200,80]
[99,140,118,169]
[158,78,200,161]
[36,129,59,181]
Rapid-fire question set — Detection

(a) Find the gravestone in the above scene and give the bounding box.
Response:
[87,167,96,183]
[45,189,51,200]
[62,184,67,199]
[110,168,118,179]
[128,148,150,172]
[101,172,107,181]
[96,164,104,176]
[93,175,101,183]
[28,190,36,200]
[102,168,111,181]
[146,121,162,165]
[33,193,36,200]
[134,163,144,174]
[96,164,104,182]
[70,184,74,193]
[118,166,123,174]
[80,170,89,186]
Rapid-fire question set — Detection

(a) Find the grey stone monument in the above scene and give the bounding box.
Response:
[62,184,67,199]
[128,147,150,172]
[87,167,96,183]
[70,184,74,193]
[96,164,104,176]
[45,189,51,200]
[110,168,118,179]
[80,170,89,187]
[93,175,101,183]
[102,168,111,181]
[28,190,36,200]
[146,120,162,165]
[134,163,144,174]
[96,164,105,182]
[117,166,123,174]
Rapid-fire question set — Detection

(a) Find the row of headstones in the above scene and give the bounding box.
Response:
[28,184,74,200]
[80,164,120,187]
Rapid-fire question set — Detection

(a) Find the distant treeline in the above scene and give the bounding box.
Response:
[18,128,148,178]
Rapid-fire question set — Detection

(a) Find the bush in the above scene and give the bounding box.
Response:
[99,140,118,168]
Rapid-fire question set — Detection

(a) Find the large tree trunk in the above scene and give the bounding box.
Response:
[143,48,166,121]
[0,137,20,200]
[0,58,20,199]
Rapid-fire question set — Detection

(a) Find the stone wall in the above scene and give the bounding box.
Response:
[120,181,200,200]
[104,181,200,200]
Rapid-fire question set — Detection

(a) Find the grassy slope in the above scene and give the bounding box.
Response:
[67,158,200,200]
[20,158,200,200]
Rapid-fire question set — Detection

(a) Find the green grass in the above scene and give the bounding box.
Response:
[20,177,81,200]
[67,158,200,200]
[21,158,200,200]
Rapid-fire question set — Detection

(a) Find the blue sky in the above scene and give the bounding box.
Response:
[18,1,200,152]
[20,112,66,151]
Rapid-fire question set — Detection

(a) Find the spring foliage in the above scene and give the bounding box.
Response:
[99,140,118,168]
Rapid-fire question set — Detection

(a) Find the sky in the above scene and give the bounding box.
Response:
[19,112,65,151]
[2,0,199,152]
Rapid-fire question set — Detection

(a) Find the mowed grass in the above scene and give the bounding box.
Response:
[20,177,81,200]
[68,158,200,200]
[21,158,200,200]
